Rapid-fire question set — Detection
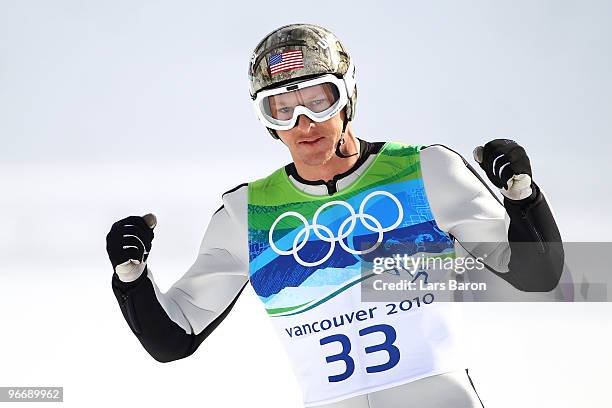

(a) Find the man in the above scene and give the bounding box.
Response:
[107,24,563,407]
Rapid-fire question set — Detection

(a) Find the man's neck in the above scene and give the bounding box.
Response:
[294,130,360,182]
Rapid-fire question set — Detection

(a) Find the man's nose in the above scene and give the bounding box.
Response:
[296,114,313,131]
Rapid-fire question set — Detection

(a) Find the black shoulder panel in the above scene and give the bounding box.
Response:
[222,183,248,197]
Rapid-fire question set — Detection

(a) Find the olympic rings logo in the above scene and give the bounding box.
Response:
[268,191,403,267]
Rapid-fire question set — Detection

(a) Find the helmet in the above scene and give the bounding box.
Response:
[248,23,357,139]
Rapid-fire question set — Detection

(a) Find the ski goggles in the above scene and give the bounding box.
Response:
[252,74,349,131]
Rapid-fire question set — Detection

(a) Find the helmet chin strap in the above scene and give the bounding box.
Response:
[334,117,358,158]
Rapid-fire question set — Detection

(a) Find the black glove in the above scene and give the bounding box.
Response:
[106,215,154,270]
[476,139,532,190]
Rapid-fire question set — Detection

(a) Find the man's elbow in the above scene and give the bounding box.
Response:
[513,248,565,292]
[139,335,198,364]
[146,347,196,364]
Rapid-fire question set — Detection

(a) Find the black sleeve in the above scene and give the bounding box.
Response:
[493,182,565,291]
[435,144,565,292]
[112,268,247,363]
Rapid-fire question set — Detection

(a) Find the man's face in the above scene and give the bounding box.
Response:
[271,84,344,167]
[276,111,344,167]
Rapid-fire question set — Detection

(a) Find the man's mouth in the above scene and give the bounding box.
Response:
[299,137,324,145]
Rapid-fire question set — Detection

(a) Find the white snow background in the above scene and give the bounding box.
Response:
[1,1,611,407]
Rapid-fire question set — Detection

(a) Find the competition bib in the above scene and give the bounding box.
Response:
[247,143,465,406]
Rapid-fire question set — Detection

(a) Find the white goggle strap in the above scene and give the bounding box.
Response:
[343,57,356,98]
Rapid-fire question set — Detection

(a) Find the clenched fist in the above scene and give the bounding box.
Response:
[106,214,156,282]
[473,139,534,201]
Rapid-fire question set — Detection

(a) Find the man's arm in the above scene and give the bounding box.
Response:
[109,184,249,362]
[420,144,564,292]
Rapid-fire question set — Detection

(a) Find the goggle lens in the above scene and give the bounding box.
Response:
[262,82,341,121]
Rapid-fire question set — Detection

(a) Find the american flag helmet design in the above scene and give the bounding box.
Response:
[248,23,358,137]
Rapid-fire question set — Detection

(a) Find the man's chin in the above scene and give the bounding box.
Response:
[295,141,334,165]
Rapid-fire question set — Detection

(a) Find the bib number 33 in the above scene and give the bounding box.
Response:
[319,324,400,383]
